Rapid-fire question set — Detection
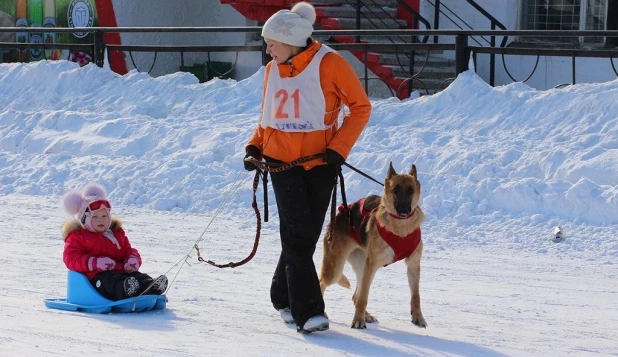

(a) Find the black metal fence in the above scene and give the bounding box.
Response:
[2,27,618,97]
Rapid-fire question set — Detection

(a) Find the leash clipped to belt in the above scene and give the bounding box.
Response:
[196,154,326,268]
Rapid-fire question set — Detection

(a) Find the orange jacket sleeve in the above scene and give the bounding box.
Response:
[246,63,272,153]
[320,51,372,159]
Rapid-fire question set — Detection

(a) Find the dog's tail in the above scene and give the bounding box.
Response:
[337,274,351,289]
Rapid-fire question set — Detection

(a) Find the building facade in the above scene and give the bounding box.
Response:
[421,0,618,89]
[2,0,616,92]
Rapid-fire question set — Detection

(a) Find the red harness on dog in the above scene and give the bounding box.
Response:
[339,198,422,265]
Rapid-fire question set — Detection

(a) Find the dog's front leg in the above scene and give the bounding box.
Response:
[351,260,379,329]
[406,247,427,328]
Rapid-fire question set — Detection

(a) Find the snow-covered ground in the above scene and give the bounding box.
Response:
[0,60,616,356]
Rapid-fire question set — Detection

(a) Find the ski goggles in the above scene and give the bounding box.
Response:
[87,199,111,211]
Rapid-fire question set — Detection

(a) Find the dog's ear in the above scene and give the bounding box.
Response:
[387,162,397,179]
[409,164,417,178]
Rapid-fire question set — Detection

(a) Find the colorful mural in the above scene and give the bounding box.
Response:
[0,0,99,65]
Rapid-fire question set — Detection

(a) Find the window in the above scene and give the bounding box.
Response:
[522,0,608,42]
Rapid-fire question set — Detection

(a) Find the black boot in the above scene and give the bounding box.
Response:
[146,275,168,295]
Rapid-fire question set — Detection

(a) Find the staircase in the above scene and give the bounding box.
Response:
[221,0,456,98]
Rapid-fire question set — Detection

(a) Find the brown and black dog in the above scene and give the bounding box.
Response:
[319,163,426,329]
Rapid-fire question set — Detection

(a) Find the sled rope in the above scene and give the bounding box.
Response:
[196,168,264,268]
[157,170,247,293]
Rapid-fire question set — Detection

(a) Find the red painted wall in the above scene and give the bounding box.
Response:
[398,0,421,29]
[95,0,127,74]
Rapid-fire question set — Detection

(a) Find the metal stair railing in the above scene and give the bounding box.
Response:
[333,0,434,97]
[428,0,508,86]
[429,0,508,46]
[333,0,431,44]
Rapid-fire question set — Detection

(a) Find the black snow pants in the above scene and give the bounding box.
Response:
[91,271,155,301]
[268,162,337,328]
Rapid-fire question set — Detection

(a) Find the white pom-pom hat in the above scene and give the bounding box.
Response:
[63,183,112,232]
[261,2,316,47]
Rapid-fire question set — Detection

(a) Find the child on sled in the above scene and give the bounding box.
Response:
[62,183,167,301]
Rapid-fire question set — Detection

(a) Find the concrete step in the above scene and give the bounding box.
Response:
[316,4,397,18]
[310,0,396,7]
[352,17,407,29]
[393,76,454,94]
[389,65,455,79]
[324,34,429,44]
[373,52,453,67]
[321,17,407,29]
[363,42,442,51]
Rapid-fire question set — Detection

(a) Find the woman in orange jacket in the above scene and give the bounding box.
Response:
[243,2,371,333]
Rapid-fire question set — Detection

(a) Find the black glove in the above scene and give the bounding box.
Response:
[243,145,261,171]
[325,149,345,166]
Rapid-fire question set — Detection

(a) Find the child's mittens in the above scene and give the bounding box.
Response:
[89,256,117,272]
[123,255,140,273]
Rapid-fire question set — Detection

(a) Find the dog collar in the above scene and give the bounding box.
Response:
[387,208,416,220]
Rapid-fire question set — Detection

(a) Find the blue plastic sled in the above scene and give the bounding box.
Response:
[44,271,166,314]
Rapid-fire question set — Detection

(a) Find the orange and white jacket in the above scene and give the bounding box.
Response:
[246,40,372,170]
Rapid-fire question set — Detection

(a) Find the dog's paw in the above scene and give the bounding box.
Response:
[365,311,379,324]
[411,310,427,328]
[351,312,367,329]
[351,318,367,329]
